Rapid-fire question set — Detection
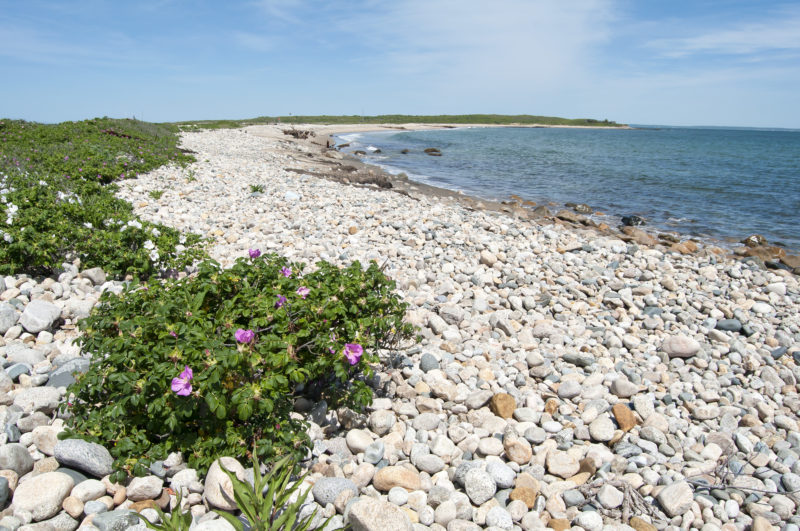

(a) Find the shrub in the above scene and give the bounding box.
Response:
[62,253,416,482]
[0,171,204,277]
[0,117,205,278]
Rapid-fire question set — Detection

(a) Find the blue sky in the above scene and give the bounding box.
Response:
[2,0,799,127]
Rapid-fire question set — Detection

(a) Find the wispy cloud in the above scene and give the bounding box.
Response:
[249,0,304,23]
[649,5,800,58]
[233,31,275,52]
[333,0,616,93]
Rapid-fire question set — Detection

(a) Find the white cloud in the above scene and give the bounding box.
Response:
[233,31,275,52]
[649,5,800,58]
[335,0,616,96]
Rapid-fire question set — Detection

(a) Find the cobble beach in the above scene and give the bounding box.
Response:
[0,125,798,531]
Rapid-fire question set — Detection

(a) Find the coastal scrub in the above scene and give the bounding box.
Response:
[62,253,416,481]
[0,117,205,277]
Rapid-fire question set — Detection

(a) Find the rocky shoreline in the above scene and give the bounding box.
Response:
[0,125,798,531]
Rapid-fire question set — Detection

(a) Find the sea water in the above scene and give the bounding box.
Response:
[335,126,800,252]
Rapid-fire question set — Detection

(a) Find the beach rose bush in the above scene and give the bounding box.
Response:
[62,253,416,481]
[0,118,205,277]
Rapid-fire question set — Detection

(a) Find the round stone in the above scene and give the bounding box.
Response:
[387,486,409,506]
[574,510,604,531]
[485,506,513,529]
[464,468,497,505]
[557,380,581,400]
[589,416,615,442]
[486,461,515,489]
[312,477,358,506]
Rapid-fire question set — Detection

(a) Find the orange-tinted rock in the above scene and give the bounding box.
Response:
[510,486,538,509]
[567,472,591,486]
[622,226,657,246]
[489,393,516,419]
[544,398,559,415]
[130,500,158,512]
[744,245,785,260]
[781,254,800,269]
[630,517,658,531]
[373,466,421,492]
[612,403,638,432]
[548,518,571,530]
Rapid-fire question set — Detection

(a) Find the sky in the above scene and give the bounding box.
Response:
[1,0,799,128]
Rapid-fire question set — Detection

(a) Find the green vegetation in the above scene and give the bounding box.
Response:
[0,117,205,278]
[215,453,328,531]
[178,114,625,130]
[62,253,416,481]
[149,189,165,200]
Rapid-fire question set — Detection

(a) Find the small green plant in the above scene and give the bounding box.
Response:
[62,252,416,481]
[149,189,165,200]
[185,169,197,182]
[216,453,330,531]
[249,184,265,194]
[136,490,193,531]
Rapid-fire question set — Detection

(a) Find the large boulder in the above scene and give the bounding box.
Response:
[12,471,74,521]
[19,299,61,333]
[54,439,114,477]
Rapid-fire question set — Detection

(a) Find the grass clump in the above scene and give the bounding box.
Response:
[62,252,416,482]
[0,117,205,278]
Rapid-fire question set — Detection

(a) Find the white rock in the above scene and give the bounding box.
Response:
[204,457,247,511]
[127,476,164,501]
[12,471,74,521]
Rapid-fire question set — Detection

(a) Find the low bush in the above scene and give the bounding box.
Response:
[62,253,416,482]
[0,118,205,277]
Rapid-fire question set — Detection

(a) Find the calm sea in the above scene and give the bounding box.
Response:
[335,126,800,253]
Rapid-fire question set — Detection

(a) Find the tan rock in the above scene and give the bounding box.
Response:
[373,466,421,492]
[567,472,591,486]
[544,398,559,415]
[504,434,533,465]
[546,451,579,479]
[33,456,59,473]
[612,403,637,432]
[509,486,537,509]
[629,516,657,531]
[130,500,158,512]
[489,393,516,419]
[548,517,571,530]
[751,515,776,531]
[515,473,540,492]
[0,470,18,491]
[62,496,84,519]
[113,486,127,506]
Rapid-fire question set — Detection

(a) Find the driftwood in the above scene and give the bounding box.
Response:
[577,478,666,525]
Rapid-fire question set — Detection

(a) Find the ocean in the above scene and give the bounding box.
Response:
[334,126,800,253]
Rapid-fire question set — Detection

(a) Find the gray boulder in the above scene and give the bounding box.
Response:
[54,439,114,478]
[19,299,62,333]
[0,303,18,334]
